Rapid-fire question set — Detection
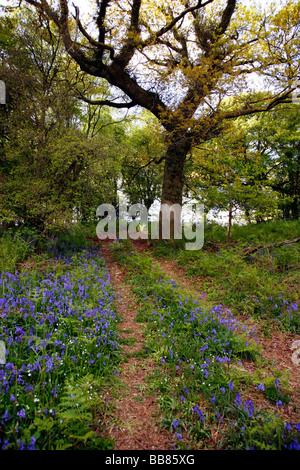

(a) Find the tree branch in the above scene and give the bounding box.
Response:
[222,89,294,120]
[217,0,237,36]
[141,0,215,48]
[242,237,300,256]
[71,3,115,59]
[75,91,137,109]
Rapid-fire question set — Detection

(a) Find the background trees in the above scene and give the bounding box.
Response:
[121,112,165,211]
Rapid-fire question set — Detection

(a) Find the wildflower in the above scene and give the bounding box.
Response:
[256,383,265,392]
[172,419,179,429]
[285,422,291,433]
[275,379,281,389]
[276,400,282,407]
[294,423,300,432]
[228,381,234,391]
[244,399,254,418]
[27,436,36,450]
[211,394,216,405]
[17,409,26,419]
[235,393,242,407]
[10,393,15,402]
[176,433,182,440]
[2,410,10,421]
[192,405,204,420]
[288,440,300,450]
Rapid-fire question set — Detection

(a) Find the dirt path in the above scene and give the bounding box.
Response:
[99,240,174,450]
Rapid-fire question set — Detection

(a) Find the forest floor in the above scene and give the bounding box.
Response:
[98,238,300,450]
[99,240,175,450]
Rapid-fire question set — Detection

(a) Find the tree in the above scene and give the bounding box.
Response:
[187,115,282,239]
[17,0,300,237]
[241,105,300,220]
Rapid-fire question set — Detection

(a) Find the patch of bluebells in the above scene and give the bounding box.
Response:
[126,255,300,450]
[251,293,299,332]
[0,244,121,450]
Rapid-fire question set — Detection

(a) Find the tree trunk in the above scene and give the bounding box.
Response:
[227,200,233,243]
[159,136,191,241]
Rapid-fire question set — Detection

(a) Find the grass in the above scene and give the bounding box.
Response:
[173,221,300,335]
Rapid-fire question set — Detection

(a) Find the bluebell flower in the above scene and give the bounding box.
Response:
[2,410,10,421]
[235,393,242,407]
[256,383,265,391]
[172,419,179,429]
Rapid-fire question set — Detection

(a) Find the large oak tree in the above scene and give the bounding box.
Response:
[20,0,299,234]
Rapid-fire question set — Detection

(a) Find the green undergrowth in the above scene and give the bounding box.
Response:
[175,247,299,335]
[109,239,300,450]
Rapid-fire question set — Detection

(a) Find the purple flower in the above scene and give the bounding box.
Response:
[17,409,26,419]
[192,404,204,420]
[256,383,265,392]
[2,410,10,421]
[235,393,242,407]
[172,419,179,429]
[288,440,300,450]
[27,436,36,450]
[228,381,234,391]
[244,399,254,418]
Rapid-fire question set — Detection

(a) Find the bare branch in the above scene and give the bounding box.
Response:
[222,89,294,120]
[71,4,115,59]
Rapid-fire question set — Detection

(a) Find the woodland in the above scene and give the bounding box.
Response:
[0,0,299,452]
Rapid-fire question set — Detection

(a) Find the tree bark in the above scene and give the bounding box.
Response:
[227,200,233,243]
[159,135,191,241]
